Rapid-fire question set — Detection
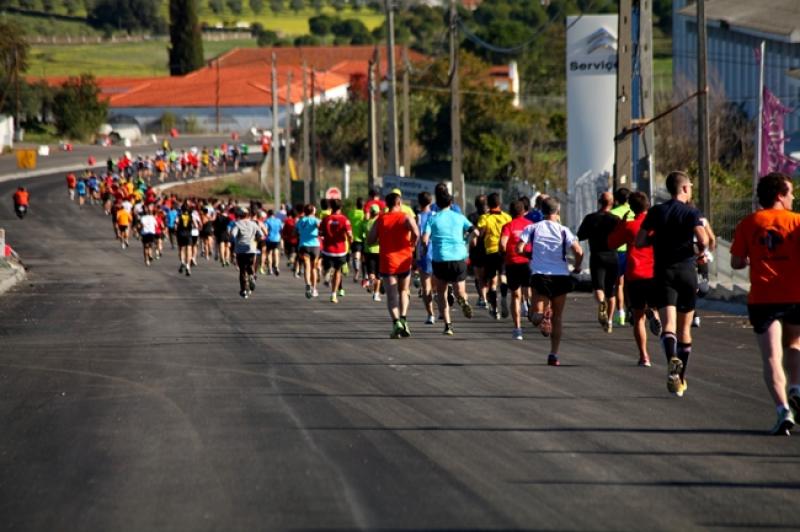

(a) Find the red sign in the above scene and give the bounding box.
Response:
[325,187,342,200]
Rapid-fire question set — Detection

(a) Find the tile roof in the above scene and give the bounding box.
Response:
[677,0,800,43]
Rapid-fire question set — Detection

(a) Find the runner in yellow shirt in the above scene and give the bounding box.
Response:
[477,192,512,319]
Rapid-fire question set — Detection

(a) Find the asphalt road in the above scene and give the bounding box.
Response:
[0,170,798,531]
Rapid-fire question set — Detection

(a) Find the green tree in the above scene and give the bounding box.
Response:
[226,0,242,14]
[290,0,302,12]
[249,0,263,14]
[256,29,279,46]
[168,0,204,75]
[41,0,55,12]
[52,75,108,141]
[313,99,369,166]
[311,0,322,13]
[63,0,80,15]
[309,13,336,35]
[269,0,283,13]
[208,0,224,13]
[330,0,344,11]
[88,0,165,33]
[0,22,29,116]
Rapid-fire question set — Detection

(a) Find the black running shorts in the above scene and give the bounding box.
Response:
[530,274,574,299]
[141,234,155,246]
[432,260,467,283]
[322,254,346,271]
[266,241,280,251]
[299,246,319,261]
[748,303,800,335]
[590,251,619,296]
[505,262,531,291]
[626,278,656,311]
[653,262,698,313]
[364,252,380,276]
[484,252,505,280]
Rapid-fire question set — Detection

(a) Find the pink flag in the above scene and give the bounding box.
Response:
[761,86,800,176]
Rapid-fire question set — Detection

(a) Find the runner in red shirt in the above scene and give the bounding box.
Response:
[363,188,386,214]
[499,200,532,340]
[608,191,661,367]
[367,192,420,338]
[319,199,352,303]
[281,207,300,276]
[66,173,77,201]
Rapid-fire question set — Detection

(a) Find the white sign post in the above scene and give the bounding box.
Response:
[566,15,618,229]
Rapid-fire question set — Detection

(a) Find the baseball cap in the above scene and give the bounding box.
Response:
[391,188,402,196]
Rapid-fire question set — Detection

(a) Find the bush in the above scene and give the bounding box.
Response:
[226,0,242,15]
[159,111,177,133]
[308,13,336,35]
[52,75,108,142]
[249,0,263,13]
[208,0,224,13]
[293,34,321,46]
[183,115,202,134]
[63,0,81,14]
[269,0,282,12]
[256,29,279,46]
[290,0,303,12]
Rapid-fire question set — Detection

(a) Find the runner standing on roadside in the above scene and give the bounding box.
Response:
[635,171,708,397]
[368,193,419,338]
[731,172,800,435]
[517,197,583,366]
[423,186,477,336]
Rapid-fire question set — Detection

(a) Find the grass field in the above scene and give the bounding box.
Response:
[28,39,258,77]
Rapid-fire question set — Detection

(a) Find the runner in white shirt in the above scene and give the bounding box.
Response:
[138,204,158,266]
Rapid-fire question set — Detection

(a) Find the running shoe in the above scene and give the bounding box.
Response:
[443,324,454,336]
[539,309,553,337]
[338,288,345,297]
[249,278,256,292]
[647,310,662,336]
[372,293,381,302]
[512,328,523,341]
[191,258,198,266]
[390,320,404,339]
[240,290,248,299]
[604,320,613,334]
[613,311,626,327]
[273,267,280,277]
[547,353,560,366]
[769,407,796,436]
[457,297,473,319]
[312,288,319,298]
[476,298,487,309]
[294,271,301,279]
[185,268,191,277]
[638,356,652,367]
[399,318,411,338]
[500,297,509,319]
[789,389,800,418]
[145,259,151,266]
[259,266,266,275]
[597,301,608,327]
[179,263,185,273]
[667,357,684,396]
[425,315,435,325]
[305,285,312,299]
[330,294,338,304]
[692,316,701,328]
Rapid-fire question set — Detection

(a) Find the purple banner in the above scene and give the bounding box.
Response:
[761,86,800,176]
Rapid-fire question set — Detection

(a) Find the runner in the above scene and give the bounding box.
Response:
[516,197,584,366]
[364,188,386,214]
[416,191,436,325]
[76,178,87,209]
[200,203,215,261]
[468,194,489,308]
[499,200,533,340]
[296,204,321,299]
[176,205,196,276]
[66,173,77,201]
[347,198,366,283]
[577,192,620,333]
[230,208,264,299]
[635,171,708,397]
[477,193,512,320]
[422,186,478,336]
[367,192,419,338]
[730,172,800,435]
[320,199,353,303]
[363,204,383,301]
[610,188,633,326]
[115,203,132,249]
[264,209,284,276]
[281,206,300,277]
[213,203,231,266]
[608,191,660,367]
[138,204,158,266]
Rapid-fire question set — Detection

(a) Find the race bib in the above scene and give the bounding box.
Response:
[191,228,199,237]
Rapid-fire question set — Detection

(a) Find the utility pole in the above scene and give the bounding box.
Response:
[697,0,711,222]
[14,47,21,141]
[310,69,318,204]
[637,0,655,199]
[614,0,632,192]
[384,0,399,176]
[401,46,411,177]
[449,0,464,210]
[367,59,379,191]
[302,63,311,204]
[374,48,384,176]
[285,71,293,207]
[754,40,766,211]
[215,59,221,133]
[271,52,281,211]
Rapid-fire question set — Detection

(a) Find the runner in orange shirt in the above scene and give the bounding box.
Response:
[731,172,800,435]
[116,207,132,249]
[367,192,420,339]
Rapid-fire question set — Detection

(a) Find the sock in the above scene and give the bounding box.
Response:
[400,315,406,321]
[660,332,678,363]
[677,342,692,379]
[500,283,508,299]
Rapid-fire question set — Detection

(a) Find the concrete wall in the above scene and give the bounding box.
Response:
[0,116,13,151]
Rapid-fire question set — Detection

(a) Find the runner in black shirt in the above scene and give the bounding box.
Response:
[636,171,708,397]
[578,192,620,332]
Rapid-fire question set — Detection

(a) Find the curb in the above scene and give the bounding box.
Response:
[0,163,107,184]
[0,259,27,297]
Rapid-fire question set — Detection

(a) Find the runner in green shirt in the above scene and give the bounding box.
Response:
[347,198,367,283]
[364,204,382,300]
[610,188,633,326]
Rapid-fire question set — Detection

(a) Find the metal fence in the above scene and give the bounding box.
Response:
[713,198,753,241]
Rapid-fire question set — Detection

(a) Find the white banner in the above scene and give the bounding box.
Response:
[566,15,618,229]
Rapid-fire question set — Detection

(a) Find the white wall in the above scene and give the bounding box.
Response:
[0,116,13,151]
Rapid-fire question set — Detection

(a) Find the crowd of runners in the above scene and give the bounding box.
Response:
[62,167,800,436]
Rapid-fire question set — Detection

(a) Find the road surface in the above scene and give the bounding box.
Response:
[0,170,797,531]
